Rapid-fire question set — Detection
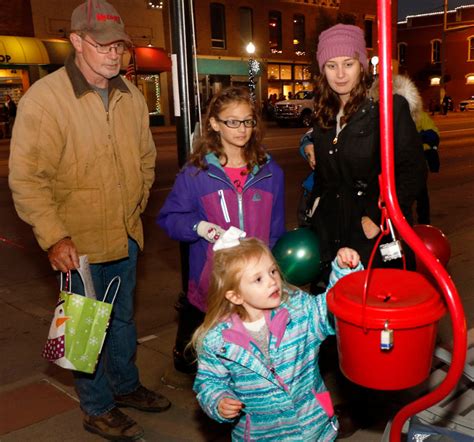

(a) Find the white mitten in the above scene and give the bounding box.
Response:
[197,221,226,243]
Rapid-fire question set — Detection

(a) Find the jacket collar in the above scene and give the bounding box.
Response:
[65,54,130,99]
[205,152,271,176]
[221,308,290,350]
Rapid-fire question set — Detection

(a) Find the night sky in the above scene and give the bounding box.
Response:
[398,0,474,21]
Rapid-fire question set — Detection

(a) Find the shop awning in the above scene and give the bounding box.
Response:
[132,47,171,74]
[197,58,249,76]
[0,35,50,65]
[42,39,72,65]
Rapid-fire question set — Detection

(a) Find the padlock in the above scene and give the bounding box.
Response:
[380,219,403,262]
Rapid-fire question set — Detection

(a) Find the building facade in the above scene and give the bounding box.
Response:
[398,5,474,110]
[193,0,396,105]
[0,0,172,124]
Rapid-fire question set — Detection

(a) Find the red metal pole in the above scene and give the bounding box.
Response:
[376,2,467,441]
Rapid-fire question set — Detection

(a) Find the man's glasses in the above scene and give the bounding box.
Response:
[81,37,127,55]
[216,118,257,129]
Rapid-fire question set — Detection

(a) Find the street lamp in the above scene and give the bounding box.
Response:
[246,42,258,102]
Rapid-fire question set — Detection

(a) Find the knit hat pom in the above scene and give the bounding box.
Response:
[317,24,368,72]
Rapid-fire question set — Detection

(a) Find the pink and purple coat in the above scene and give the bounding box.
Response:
[158,152,285,312]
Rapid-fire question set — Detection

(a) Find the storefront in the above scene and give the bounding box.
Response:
[0,35,50,105]
[267,62,312,99]
[123,47,171,126]
[197,57,260,108]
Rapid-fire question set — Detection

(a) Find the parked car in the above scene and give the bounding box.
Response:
[274,90,314,127]
[459,96,474,111]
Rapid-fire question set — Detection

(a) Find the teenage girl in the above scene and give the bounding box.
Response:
[158,86,285,374]
[192,236,361,441]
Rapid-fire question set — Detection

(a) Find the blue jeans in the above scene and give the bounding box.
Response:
[71,238,140,416]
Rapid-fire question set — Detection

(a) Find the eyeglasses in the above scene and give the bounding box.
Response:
[216,118,257,129]
[81,37,127,55]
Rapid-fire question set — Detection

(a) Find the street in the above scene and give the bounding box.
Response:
[0,112,473,441]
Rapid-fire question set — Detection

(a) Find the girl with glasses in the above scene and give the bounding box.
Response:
[158,86,285,380]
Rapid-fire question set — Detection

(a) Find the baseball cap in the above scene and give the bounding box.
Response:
[71,0,132,46]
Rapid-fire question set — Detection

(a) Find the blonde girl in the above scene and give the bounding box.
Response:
[192,236,361,441]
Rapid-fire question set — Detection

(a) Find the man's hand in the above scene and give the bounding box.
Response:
[48,237,80,272]
[361,216,380,239]
[218,397,244,419]
[304,144,316,169]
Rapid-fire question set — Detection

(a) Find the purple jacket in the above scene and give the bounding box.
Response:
[158,153,285,311]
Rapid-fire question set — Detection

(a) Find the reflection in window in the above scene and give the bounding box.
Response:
[210,3,226,49]
[293,14,305,55]
[267,64,280,80]
[431,40,441,64]
[269,10,282,54]
[280,65,292,80]
[398,43,407,65]
[239,7,253,46]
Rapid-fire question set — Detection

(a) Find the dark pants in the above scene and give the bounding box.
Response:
[416,184,431,225]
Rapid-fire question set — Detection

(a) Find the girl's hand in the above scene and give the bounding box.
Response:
[218,397,244,419]
[361,216,380,239]
[304,144,316,169]
[337,248,360,269]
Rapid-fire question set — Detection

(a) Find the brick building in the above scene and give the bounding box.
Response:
[193,0,397,104]
[398,5,474,110]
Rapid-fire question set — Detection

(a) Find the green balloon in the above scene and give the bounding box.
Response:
[272,228,322,286]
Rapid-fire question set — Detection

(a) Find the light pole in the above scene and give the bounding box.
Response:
[246,42,258,102]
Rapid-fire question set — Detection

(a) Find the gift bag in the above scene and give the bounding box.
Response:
[42,272,120,374]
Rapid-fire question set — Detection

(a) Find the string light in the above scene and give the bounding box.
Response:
[147,0,163,9]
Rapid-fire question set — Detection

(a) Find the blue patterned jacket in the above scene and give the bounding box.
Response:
[193,260,362,441]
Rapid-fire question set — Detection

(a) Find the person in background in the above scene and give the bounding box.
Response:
[3,94,16,138]
[309,24,426,273]
[8,1,169,440]
[415,110,440,225]
[192,234,362,441]
[158,86,285,385]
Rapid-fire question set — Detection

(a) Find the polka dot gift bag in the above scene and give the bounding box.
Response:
[42,272,120,374]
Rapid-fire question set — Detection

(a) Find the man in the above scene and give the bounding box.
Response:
[9,1,170,440]
[3,94,16,137]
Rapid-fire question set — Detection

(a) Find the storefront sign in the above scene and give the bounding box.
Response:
[0,54,12,63]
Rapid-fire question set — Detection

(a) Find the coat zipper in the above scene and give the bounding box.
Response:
[218,189,231,223]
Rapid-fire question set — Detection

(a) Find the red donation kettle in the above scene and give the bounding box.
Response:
[327,269,446,390]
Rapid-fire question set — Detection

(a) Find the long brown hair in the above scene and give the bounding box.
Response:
[190,87,266,171]
[190,238,287,350]
[313,63,373,129]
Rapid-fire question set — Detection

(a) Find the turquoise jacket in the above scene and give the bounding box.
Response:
[194,260,362,441]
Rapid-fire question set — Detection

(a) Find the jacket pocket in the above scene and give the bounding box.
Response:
[60,188,104,253]
[312,389,335,418]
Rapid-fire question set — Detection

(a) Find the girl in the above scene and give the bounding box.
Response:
[192,235,361,441]
[158,87,285,374]
[308,24,426,269]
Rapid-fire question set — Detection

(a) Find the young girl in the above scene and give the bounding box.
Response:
[158,87,285,374]
[192,235,361,441]
[308,24,426,268]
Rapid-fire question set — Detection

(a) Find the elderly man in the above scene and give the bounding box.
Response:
[9,1,169,440]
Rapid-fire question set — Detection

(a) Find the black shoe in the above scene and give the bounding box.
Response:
[115,385,171,412]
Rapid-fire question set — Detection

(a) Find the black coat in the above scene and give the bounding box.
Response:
[310,94,427,265]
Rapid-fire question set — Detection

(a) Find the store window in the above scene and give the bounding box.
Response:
[468,36,474,61]
[269,11,282,54]
[398,43,407,65]
[210,3,226,49]
[239,7,253,46]
[431,40,441,64]
[364,19,374,49]
[293,14,305,55]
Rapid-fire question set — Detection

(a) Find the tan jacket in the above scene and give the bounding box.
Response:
[9,57,156,263]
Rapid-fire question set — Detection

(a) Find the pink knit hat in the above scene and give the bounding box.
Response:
[317,24,368,71]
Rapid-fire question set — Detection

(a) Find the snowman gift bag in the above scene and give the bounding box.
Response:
[42,271,120,374]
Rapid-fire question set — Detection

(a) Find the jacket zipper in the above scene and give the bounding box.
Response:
[218,189,231,223]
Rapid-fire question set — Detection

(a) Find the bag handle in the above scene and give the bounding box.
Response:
[103,276,121,306]
[60,272,120,305]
